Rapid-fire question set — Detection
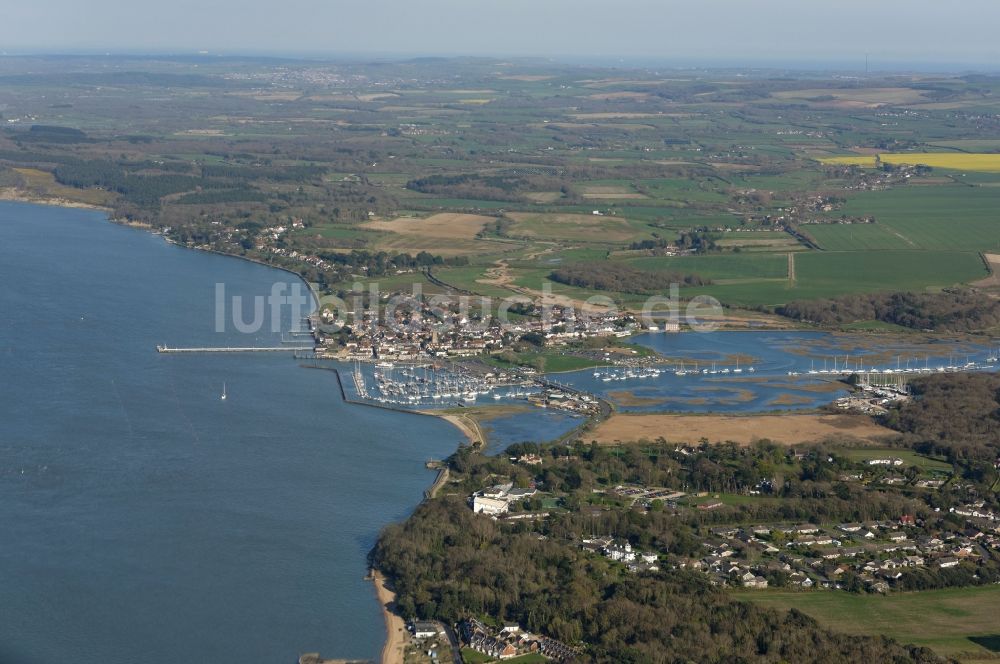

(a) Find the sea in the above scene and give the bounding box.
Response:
[0,201,462,663]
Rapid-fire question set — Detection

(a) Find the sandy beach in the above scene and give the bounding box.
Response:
[437,413,484,446]
[372,570,406,664]
[589,413,896,446]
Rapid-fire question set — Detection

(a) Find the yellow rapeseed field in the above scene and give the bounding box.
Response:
[820,153,1000,172]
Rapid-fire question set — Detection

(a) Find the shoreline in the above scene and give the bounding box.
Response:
[371,570,406,664]
[434,412,485,446]
[0,193,318,313]
[0,189,112,212]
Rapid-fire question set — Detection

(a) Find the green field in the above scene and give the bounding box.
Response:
[461,649,547,664]
[806,223,909,252]
[664,250,985,308]
[628,253,789,280]
[740,585,1000,660]
[839,448,953,473]
[816,186,1000,252]
[433,266,521,298]
[792,250,985,294]
[487,350,605,373]
[624,246,983,307]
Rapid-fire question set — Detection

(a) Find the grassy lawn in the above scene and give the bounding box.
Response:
[487,350,606,374]
[738,585,1000,661]
[461,648,549,663]
[461,647,494,663]
[840,448,953,473]
[681,492,778,507]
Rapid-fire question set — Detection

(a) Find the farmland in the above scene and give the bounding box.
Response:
[821,153,1000,172]
[810,186,1000,253]
[3,57,1000,318]
[740,585,1000,661]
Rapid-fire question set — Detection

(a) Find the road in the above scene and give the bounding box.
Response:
[442,623,464,664]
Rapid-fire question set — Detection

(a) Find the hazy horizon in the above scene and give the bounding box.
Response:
[3,1,1000,71]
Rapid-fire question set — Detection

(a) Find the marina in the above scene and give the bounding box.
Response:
[348,361,545,409]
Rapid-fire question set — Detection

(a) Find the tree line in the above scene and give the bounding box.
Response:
[777,290,1000,332]
[550,262,708,294]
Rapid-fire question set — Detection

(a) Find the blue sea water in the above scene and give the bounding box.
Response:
[0,202,461,664]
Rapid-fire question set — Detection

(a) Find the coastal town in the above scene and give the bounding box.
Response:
[364,410,1000,664]
[459,451,1000,595]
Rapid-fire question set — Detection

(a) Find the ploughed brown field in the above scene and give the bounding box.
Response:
[589,413,895,445]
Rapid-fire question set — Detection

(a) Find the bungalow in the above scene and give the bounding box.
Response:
[868,457,904,466]
[742,572,768,589]
[789,572,813,588]
[938,557,961,569]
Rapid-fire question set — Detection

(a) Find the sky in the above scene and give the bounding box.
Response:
[3,0,1000,69]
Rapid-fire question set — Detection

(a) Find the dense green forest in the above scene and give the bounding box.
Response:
[882,373,1000,466]
[550,262,708,294]
[777,290,1000,332]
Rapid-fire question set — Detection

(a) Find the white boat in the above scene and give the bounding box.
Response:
[220,382,227,401]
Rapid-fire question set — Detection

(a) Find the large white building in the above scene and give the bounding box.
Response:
[473,496,509,515]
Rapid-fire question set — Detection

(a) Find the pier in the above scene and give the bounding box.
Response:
[156,345,313,354]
